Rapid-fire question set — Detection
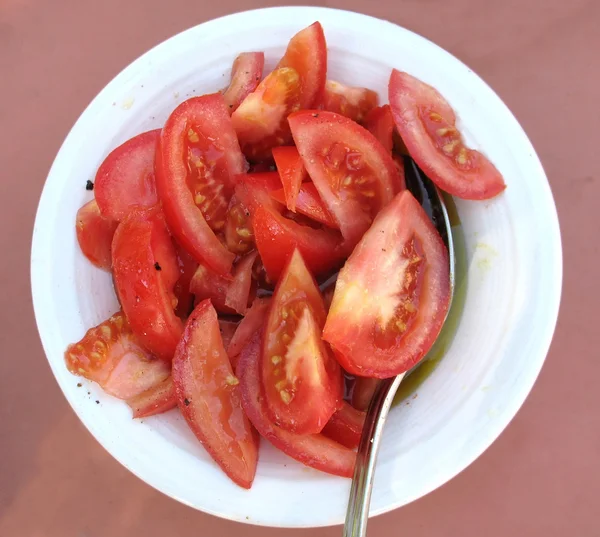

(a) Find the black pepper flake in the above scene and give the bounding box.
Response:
[86,180,94,191]
[312,113,319,118]
[154,262,162,271]
[95,400,100,404]
[255,76,259,81]
[184,398,190,406]
[77,383,82,387]
[244,210,250,217]
[229,104,233,108]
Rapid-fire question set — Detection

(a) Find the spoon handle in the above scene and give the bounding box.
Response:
[343,373,406,537]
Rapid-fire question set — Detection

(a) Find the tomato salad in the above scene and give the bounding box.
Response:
[66,22,505,488]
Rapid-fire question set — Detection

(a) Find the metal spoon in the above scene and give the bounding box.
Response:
[342,160,456,537]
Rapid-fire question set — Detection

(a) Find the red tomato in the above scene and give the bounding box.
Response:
[94,130,160,221]
[173,244,199,319]
[219,319,239,351]
[189,251,257,315]
[235,172,345,282]
[321,401,366,449]
[238,331,356,477]
[173,300,258,488]
[351,377,381,411]
[324,190,451,377]
[126,376,177,419]
[75,200,118,270]
[365,105,394,153]
[321,80,378,123]
[272,146,306,211]
[112,207,183,361]
[270,183,338,229]
[232,22,327,160]
[65,311,171,399]
[262,250,343,434]
[155,94,247,275]
[388,70,506,200]
[227,297,271,368]
[289,110,400,248]
[222,52,265,113]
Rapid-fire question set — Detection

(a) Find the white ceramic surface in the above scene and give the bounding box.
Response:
[31,6,562,528]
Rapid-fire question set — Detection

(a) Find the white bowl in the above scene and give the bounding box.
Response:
[31,6,562,528]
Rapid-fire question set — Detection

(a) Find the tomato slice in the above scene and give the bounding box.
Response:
[270,183,338,229]
[388,70,506,200]
[126,376,177,419]
[173,300,258,488]
[75,200,118,270]
[321,80,378,123]
[351,377,381,411]
[155,94,247,275]
[189,251,257,315]
[227,297,271,368]
[238,331,356,477]
[94,130,160,221]
[272,146,306,211]
[262,250,342,433]
[321,401,366,449]
[65,311,171,399]
[323,190,451,377]
[173,244,199,319]
[219,319,239,351]
[232,22,327,160]
[222,52,265,113]
[289,110,401,248]
[112,207,183,361]
[365,105,394,153]
[235,172,344,281]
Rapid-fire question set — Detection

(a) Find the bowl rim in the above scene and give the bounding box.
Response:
[31,5,563,527]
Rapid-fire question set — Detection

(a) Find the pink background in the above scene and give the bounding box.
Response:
[1,1,598,535]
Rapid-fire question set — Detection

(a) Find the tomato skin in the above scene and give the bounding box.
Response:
[270,183,338,229]
[94,130,160,221]
[155,94,246,275]
[321,80,379,123]
[227,297,271,369]
[75,200,118,270]
[365,105,394,154]
[321,402,366,449]
[112,207,183,361]
[262,250,343,434]
[324,190,451,378]
[238,331,356,478]
[388,70,506,200]
[173,300,258,489]
[65,311,171,399]
[190,251,257,315]
[222,52,265,113]
[126,376,177,419]
[272,146,306,211]
[289,110,400,248]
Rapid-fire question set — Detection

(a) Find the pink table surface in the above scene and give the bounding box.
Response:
[1,0,598,535]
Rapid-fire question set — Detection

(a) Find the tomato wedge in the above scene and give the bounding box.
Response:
[321,80,378,123]
[321,402,366,449]
[272,146,306,211]
[323,190,451,377]
[289,110,401,248]
[270,183,338,229]
[173,300,258,488]
[238,331,355,477]
[262,250,342,433]
[65,311,171,399]
[155,94,247,275]
[222,52,265,113]
[227,297,271,368]
[351,377,381,411]
[75,200,118,270]
[126,376,177,418]
[232,22,327,160]
[365,105,394,153]
[219,319,239,351]
[190,251,257,315]
[94,130,160,221]
[173,244,198,319]
[388,70,506,200]
[112,207,183,361]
